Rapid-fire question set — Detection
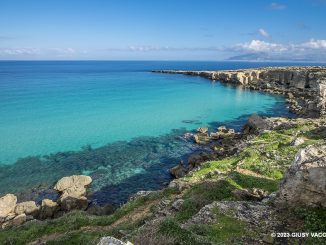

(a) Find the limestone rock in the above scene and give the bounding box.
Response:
[154,67,326,117]
[169,164,187,178]
[97,236,133,245]
[54,175,92,198]
[0,194,17,217]
[15,201,39,216]
[172,199,184,211]
[242,114,271,134]
[39,199,58,219]
[193,133,210,144]
[197,127,208,134]
[59,196,88,211]
[1,213,26,229]
[278,145,326,207]
[233,188,268,201]
[291,137,305,146]
[54,175,92,211]
[128,191,154,201]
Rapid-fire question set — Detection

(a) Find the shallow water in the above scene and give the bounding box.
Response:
[0,61,310,204]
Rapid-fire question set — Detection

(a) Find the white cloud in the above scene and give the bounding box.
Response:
[0,48,40,56]
[234,40,287,52]
[269,2,286,10]
[0,47,79,58]
[298,39,326,49]
[258,28,270,38]
[229,39,326,61]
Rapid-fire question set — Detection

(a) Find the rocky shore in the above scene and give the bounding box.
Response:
[0,66,325,244]
[153,66,326,117]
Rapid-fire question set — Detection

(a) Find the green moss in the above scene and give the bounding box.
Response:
[292,207,326,245]
[189,210,251,244]
[228,171,279,193]
[175,180,236,222]
[159,218,201,245]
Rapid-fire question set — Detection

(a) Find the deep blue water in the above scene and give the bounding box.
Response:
[0,60,316,205]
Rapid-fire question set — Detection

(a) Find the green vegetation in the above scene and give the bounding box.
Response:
[189,210,252,244]
[1,118,325,244]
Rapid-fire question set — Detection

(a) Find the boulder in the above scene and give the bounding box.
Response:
[291,137,305,146]
[97,236,133,245]
[242,114,271,134]
[278,145,326,207]
[172,199,184,211]
[1,214,26,229]
[15,201,39,216]
[54,175,92,198]
[0,194,17,217]
[54,175,92,211]
[59,195,88,211]
[193,133,211,144]
[188,152,213,170]
[169,164,187,178]
[197,127,208,134]
[39,199,58,219]
[233,188,268,201]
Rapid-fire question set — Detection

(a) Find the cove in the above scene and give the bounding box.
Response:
[0,61,295,204]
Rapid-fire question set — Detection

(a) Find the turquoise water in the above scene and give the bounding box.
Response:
[0,61,307,204]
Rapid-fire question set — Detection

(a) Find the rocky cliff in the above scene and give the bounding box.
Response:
[154,66,326,117]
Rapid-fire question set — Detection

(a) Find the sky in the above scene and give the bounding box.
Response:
[0,0,326,61]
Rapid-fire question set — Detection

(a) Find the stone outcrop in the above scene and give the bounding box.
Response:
[39,199,59,219]
[242,114,271,134]
[278,144,326,207]
[14,201,39,216]
[169,162,187,178]
[154,66,326,117]
[97,236,133,245]
[0,175,93,229]
[0,194,17,217]
[54,175,92,211]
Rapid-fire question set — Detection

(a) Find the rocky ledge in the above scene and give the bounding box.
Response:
[153,66,326,117]
[0,175,92,229]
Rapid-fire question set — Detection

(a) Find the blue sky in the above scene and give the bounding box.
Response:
[0,0,325,60]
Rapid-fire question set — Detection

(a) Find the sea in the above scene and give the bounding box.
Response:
[0,61,321,205]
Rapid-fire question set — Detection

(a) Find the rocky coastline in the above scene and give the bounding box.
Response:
[153,66,326,117]
[0,66,325,244]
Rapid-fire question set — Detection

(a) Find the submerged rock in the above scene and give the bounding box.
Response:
[278,145,326,207]
[197,127,208,134]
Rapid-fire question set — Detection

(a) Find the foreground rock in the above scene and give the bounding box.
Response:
[0,175,93,228]
[54,175,92,211]
[14,201,39,216]
[242,114,271,134]
[278,145,326,207]
[0,194,17,217]
[39,199,59,219]
[97,236,133,245]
